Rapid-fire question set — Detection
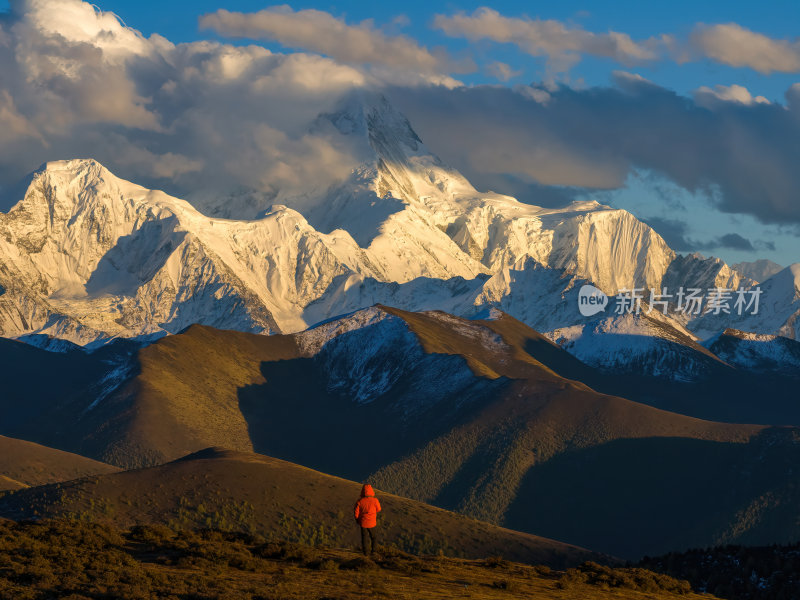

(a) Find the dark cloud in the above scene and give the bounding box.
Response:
[643,217,775,253]
[716,233,754,251]
[386,79,800,226]
[641,217,695,251]
[754,239,777,252]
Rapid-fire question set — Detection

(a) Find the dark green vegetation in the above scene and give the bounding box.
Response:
[640,543,800,600]
[1,307,799,560]
[0,448,602,568]
[0,519,713,600]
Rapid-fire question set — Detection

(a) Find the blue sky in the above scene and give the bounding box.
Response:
[4,0,797,98]
[0,0,798,266]
[39,0,800,98]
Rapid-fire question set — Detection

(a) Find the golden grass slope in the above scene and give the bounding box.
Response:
[74,325,303,468]
[0,447,601,568]
[0,435,118,489]
[0,519,715,600]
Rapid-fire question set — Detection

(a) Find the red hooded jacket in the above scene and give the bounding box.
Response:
[354,484,381,528]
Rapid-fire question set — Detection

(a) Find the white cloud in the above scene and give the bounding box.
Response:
[484,61,521,81]
[11,0,154,60]
[0,0,378,198]
[200,6,471,77]
[433,8,660,74]
[690,24,800,74]
[694,84,770,108]
[611,70,653,86]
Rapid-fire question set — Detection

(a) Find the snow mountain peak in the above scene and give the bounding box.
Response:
[320,91,425,156]
[1,95,789,360]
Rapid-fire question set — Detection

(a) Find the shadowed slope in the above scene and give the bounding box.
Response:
[0,338,107,435]
[8,306,798,560]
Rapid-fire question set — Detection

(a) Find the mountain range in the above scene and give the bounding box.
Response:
[2,306,798,559]
[1,92,798,568]
[0,93,796,381]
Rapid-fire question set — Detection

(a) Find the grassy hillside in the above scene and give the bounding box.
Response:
[364,310,799,558]
[0,475,26,492]
[640,541,800,600]
[32,325,304,468]
[0,519,713,600]
[4,307,798,561]
[0,448,603,568]
[0,435,119,489]
[365,381,799,559]
[503,429,800,559]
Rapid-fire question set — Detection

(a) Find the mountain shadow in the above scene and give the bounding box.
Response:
[85,217,185,297]
[237,327,510,481]
[504,428,800,559]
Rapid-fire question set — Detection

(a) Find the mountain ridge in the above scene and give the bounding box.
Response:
[0,446,604,568]
[0,95,795,378]
[4,306,797,559]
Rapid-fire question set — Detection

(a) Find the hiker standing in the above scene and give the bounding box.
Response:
[354,484,381,556]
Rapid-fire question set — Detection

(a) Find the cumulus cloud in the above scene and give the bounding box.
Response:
[3,0,161,132]
[199,6,471,79]
[0,0,379,202]
[0,0,799,242]
[694,83,770,108]
[430,10,800,77]
[386,80,800,226]
[690,23,800,74]
[433,8,662,74]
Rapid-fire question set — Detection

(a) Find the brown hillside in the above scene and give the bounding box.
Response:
[0,435,119,488]
[43,325,305,468]
[0,475,26,492]
[6,307,797,560]
[0,447,603,568]
[0,519,714,600]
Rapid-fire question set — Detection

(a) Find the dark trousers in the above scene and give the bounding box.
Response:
[360,526,377,555]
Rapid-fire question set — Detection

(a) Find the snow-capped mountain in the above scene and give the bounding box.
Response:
[661,253,755,295]
[733,259,784,283]
[706,328,800,375]
[545,310,729,382]
[198,93,677,293]
[691,263,800,341]
[0,93,790,364]
[294,305,501,415]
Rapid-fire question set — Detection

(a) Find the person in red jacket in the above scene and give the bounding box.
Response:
[354,484,381,556]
